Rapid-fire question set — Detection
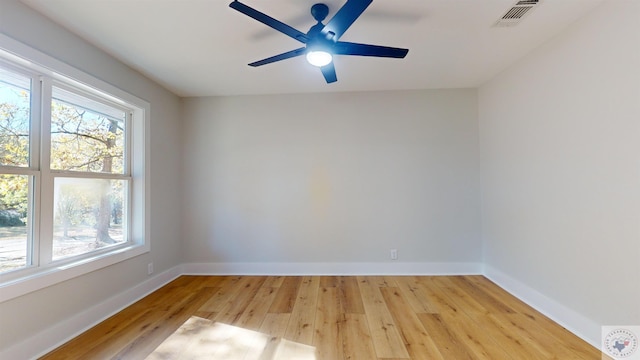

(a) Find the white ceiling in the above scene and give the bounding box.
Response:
[21,0,605,97]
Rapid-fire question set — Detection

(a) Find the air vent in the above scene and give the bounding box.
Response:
[494,0,541,27]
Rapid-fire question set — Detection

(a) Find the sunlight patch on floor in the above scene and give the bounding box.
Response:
[147,316,316,360]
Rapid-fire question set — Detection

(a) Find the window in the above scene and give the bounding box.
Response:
[0,37,148,299]
[48,84,130,261]
[0,65,34,274]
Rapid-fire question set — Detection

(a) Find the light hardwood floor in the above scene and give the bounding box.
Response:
[41,275,603,359]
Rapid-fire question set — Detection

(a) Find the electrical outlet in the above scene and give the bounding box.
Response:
[147,263,154,275]
[390,249,398,260]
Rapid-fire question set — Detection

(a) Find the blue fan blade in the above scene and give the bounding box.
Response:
[334,41,408,58]
[248,48,306,67]
[321,0,373,41]
[320,63,338,83]
[230,1,308,43]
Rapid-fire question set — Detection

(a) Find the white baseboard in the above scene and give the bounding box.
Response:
[1,266,182,360]
[483,264,600,349]
[181,261,483,276]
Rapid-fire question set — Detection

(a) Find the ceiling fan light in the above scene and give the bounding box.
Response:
[306,50,332,67]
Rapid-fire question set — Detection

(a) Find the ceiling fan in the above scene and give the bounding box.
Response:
[229,0,409,84]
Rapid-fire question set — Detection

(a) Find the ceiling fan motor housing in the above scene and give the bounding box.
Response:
[311,3,329,22]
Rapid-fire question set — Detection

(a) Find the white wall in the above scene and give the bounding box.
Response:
[0,0,183,357]
[182,90,482,273]
[479,0,640,345]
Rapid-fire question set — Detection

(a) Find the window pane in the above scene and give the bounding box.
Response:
[0,67,31,167]
[51,86,125,174]
[0,174,30,273]
[53,177,127,260]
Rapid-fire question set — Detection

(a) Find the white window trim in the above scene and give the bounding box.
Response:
[0,33,150,302]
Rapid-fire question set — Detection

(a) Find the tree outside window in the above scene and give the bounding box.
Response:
[0,66,132,273]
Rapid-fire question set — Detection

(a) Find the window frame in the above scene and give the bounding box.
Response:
[0,61,41,274]
[45,79,133,265]
[0,34,150,302]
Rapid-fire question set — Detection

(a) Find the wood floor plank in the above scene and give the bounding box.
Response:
[320,276,340,288]
[284,276,320,345]
[261,276,285,288]
[439,278,577,359]
[337,276,366,314]
[141,282,201,312]
[395,276,439,314]
[63,279,198,358]
[39,308,156,360]
[379,287,444,360]
[198,277,247,312]
[341,314,378,360]
[415,278,514,360]
[357,277,410,359]
[418,313,476,360]
[62,283,207,359]
[234,286,279,331]
[192,310,217,320]
[430,276,548,360]
[40,276,601,360]
[368,276,398,287]
[145,316,213,360]
[259,313,291,338]
[440,277,580,360]
[271,338,317,359]
[446,276,517,314]
[189,275,228,289]
[498,313,586,360]
[464,276,603,359]
[111,286,214,359]
[204,322,257,359]
[268,276,302,314]
[98,311,172,359]
[258,313,292,360]
[417,312,508,360]
[213,276,267,325]
[164,275,224,292]
[314,287,344,360]
[463,276,558,321]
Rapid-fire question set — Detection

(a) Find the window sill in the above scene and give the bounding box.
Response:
[0,243,149,303]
